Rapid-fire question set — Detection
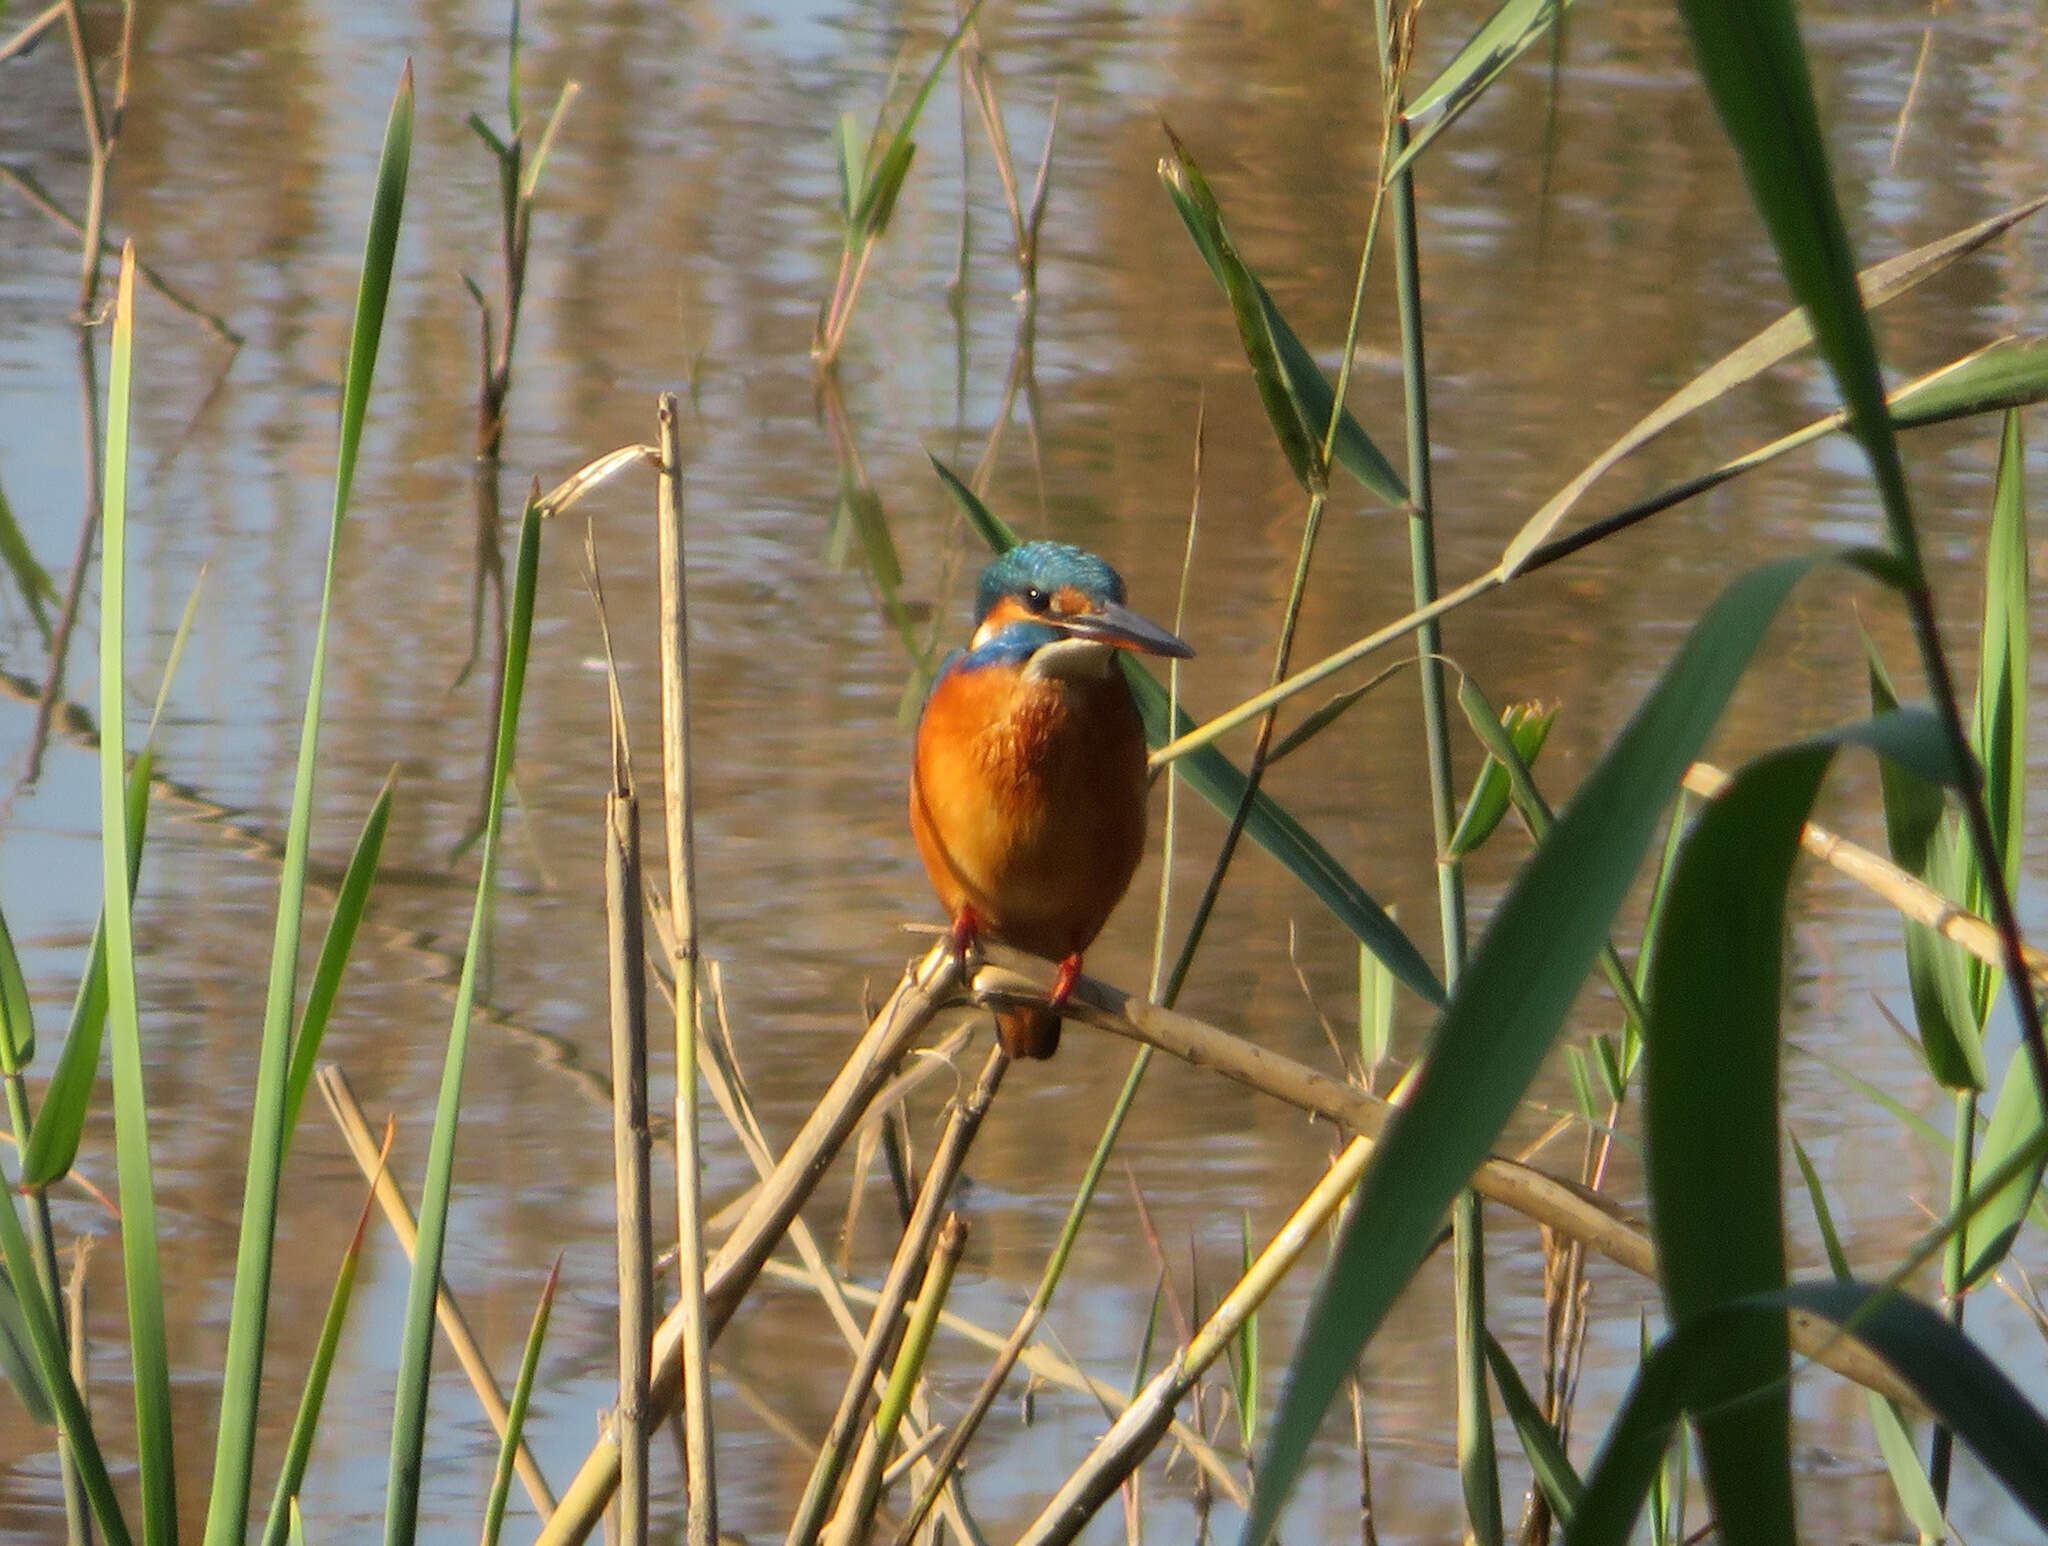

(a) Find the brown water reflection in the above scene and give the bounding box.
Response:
[2,0,2047,1540]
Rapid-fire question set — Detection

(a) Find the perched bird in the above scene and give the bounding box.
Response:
[910,541,1194,1059]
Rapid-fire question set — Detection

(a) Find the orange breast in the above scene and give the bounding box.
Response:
[910,662,1151,963]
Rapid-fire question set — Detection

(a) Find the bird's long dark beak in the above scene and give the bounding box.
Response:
[1065,600,1194,659]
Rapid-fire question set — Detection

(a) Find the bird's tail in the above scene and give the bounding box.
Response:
[995,1003,1061,1060]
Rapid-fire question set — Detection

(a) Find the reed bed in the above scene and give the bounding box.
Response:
[4,2,2048,1545]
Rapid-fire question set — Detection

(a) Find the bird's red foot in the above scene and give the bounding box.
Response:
[946,907,984,972]
[1048,953,1084,1013]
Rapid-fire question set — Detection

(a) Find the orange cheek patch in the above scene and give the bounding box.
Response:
[1051,585,1090,618]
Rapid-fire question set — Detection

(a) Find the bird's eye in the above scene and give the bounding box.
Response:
[1022,587,1051,612]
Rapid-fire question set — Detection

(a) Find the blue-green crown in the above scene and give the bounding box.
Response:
[975,541,1127,621]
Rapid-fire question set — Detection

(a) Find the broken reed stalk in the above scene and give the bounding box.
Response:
[63,1238,91,1546]
[973,962,1920,1408]
[605,752,654,1546]
[316,1064,558,1516]
[655,391,718,1546]
[533,944,965,1546]
[823,1211,970,1546]
[784,1044,1010,1546]
[1014,1135,1381,1546]
[62,0,132,318]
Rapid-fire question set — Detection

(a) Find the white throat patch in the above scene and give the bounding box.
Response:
[1024,636,1116,681]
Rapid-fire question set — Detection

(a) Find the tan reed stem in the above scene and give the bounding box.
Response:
[316,1065,558,1516]
[605,763,653,1546]
[655,392,718,1546]
[784,1044,1008,1546]
[1014,1136,1381,1546]
[822,1211,969,1546]
[534,945,965,1546]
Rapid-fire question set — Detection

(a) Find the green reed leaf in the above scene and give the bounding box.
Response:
[1865,638,1984,1088]
[0,1263,54,1424]
[1642,712,1963,1546]
[1571,1282,2048,1544]
[282,772,395,1146]
[1392,0,1571,181]
[205,65,414,1546]
[1238,553,1847,1546]
[1448,699,1556,858]
[1158,133,1406,504]
[0,1161,129,1544]
[0,901,33,1074]
[19,751,150,1187]
[1674,0,1920,581]
[1972,408,2028,970]
[1499,197,2048,578]
[1962,1040,2046,1290]
[1483,1331,1581,1527]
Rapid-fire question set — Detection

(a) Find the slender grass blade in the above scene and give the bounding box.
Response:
[259,1156,385,1546]
[205,66,414,1546]
[1481,1332,1581,1525]
[481,1257,559,1546]
[385,489,542,1546]
[1972,408,2028,959]
[99,243,177,1546]
[282,774,396,1143]
[1498,198,2048,577]
[0,1166,130,1544]
[1790,1138,1948,1539]
[0,1264,54,1424]
[1673,0,1921,572]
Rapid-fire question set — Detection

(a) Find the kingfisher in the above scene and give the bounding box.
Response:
[910,541,1194,1059]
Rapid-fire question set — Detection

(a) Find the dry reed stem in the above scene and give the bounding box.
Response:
[0,165,241,340]
[758,1256,1246,1512]
[63,1236,92,1546]
[786,1044,1009,1546]
[0,2,64,65]
[605,781,653,1546]
[655,392,718,1546]
[1684,760,2048,989]
[974,963,1919,1408]
[316,1064,558,1516]
[62,0,132,318]
[823,1211,970,1546]
[1015,1136,1381,1546]
[534,945,965,1546]
[652,931,982,1546]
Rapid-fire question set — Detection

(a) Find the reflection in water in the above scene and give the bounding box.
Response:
[1,1,2046,1542]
